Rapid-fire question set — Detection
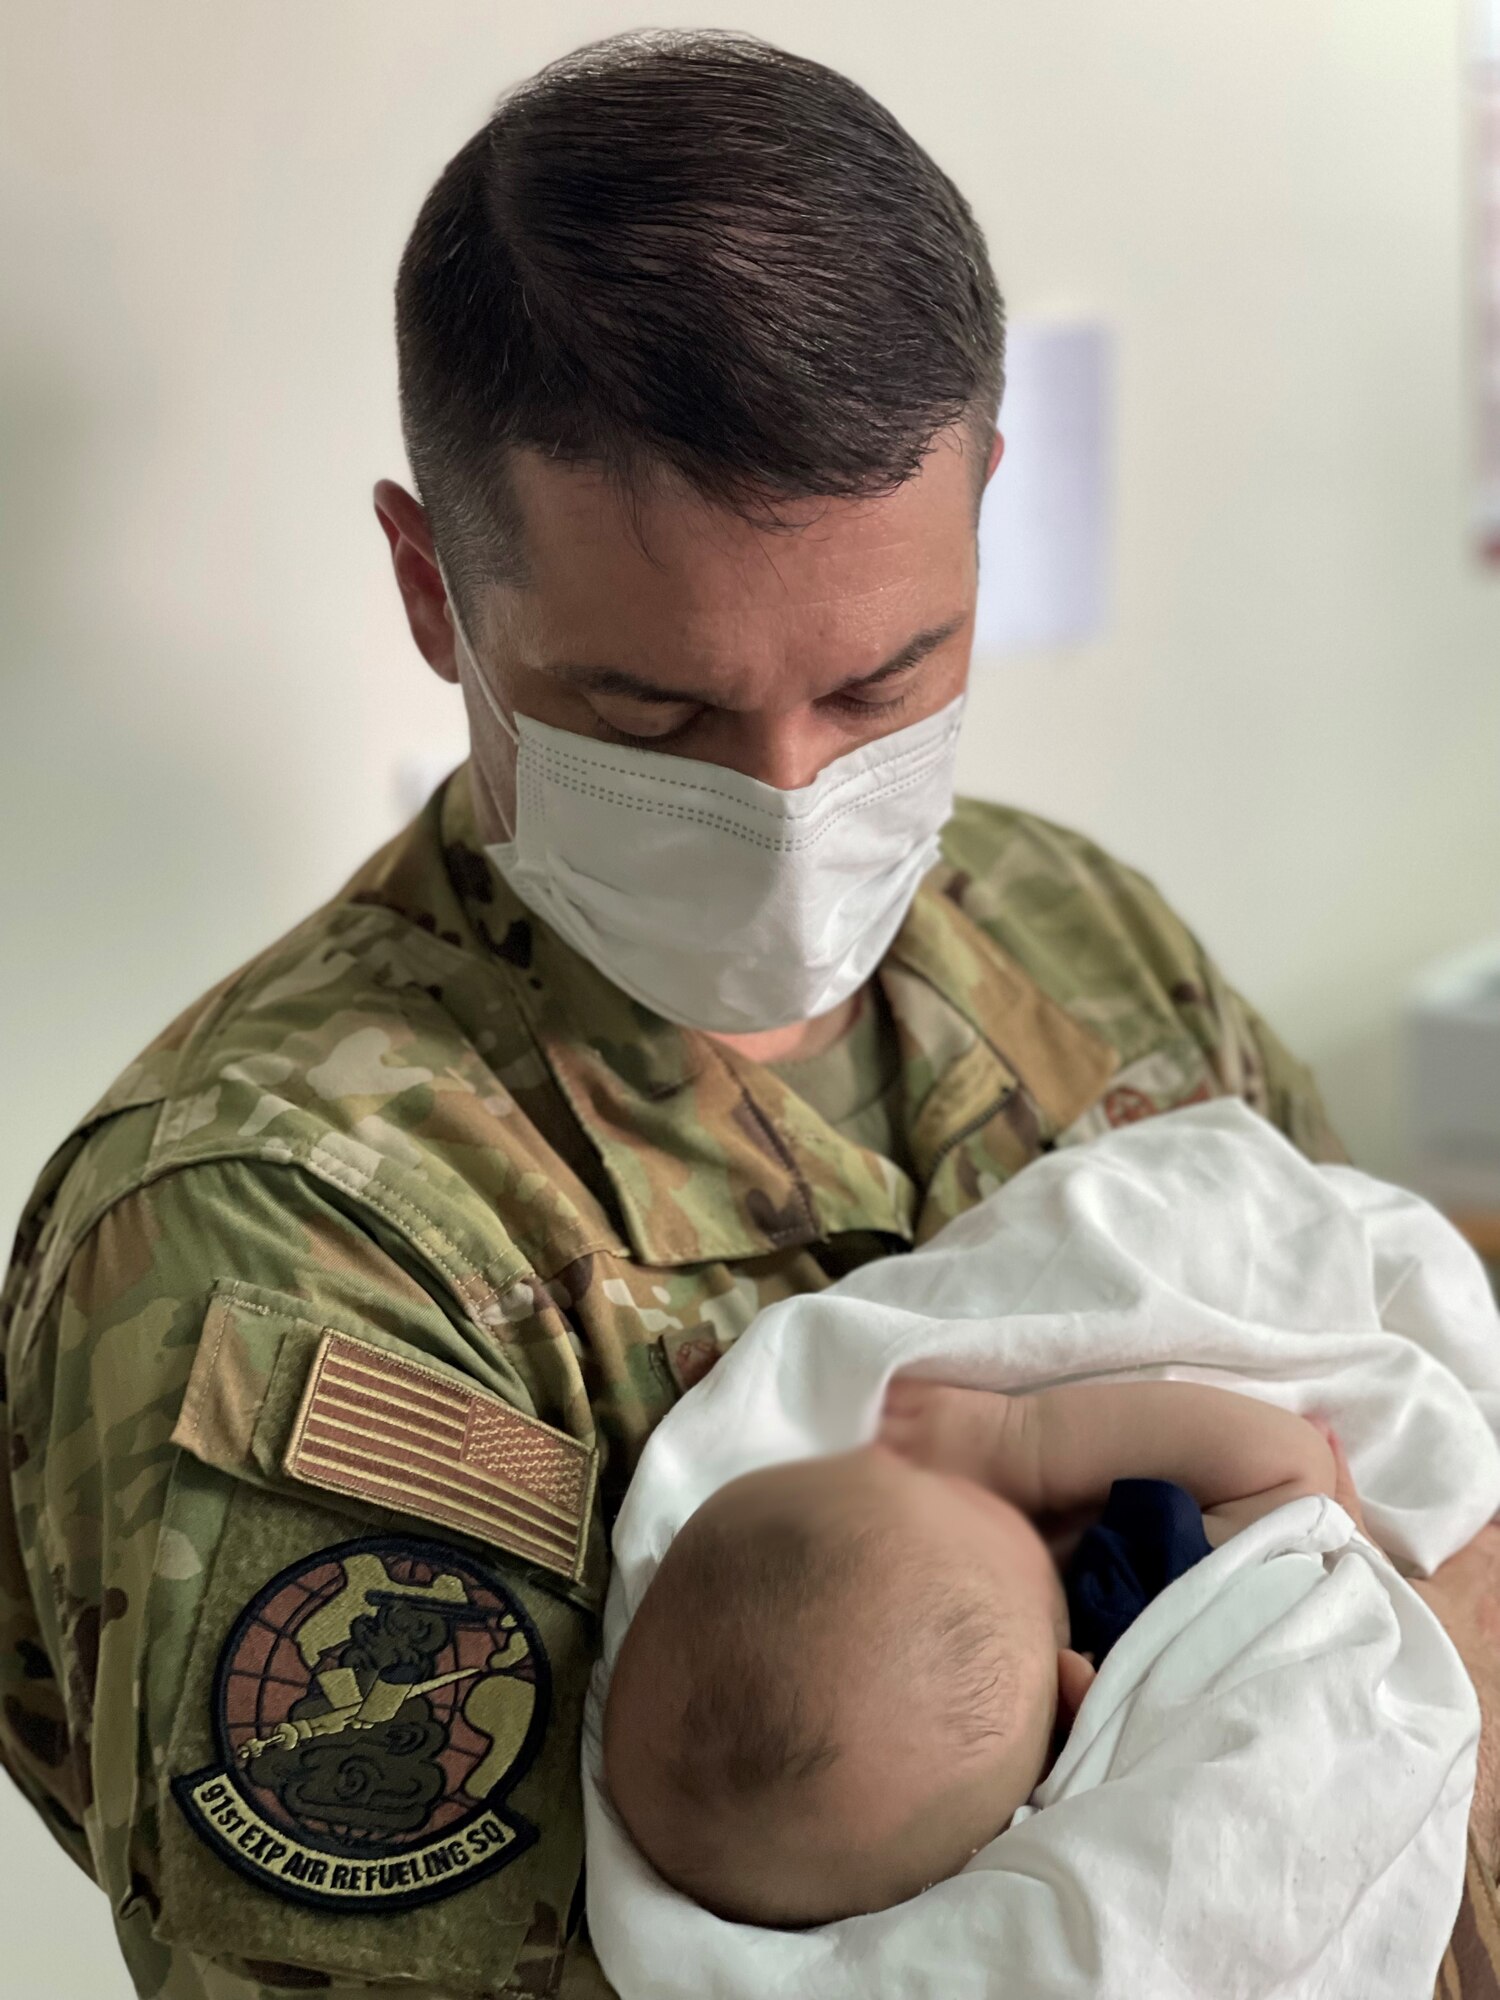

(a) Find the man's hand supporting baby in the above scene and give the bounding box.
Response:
[881,1377,1342,1550]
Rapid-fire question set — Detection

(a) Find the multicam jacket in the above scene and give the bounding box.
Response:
[1,767,1354,1999]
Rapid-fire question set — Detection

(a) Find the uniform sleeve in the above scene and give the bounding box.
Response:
[1198,967,1350,1168]
[2,1157,610,2000]
[942,801,1349,1169]
[1070,837,1348,1167]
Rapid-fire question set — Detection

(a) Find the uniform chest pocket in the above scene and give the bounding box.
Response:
[148,1280,601,1991]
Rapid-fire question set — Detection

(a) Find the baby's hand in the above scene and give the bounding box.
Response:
[878,1378,1015,1490]
[1307,1418,1371,1539]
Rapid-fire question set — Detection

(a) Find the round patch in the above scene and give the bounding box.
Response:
[172,1535,550,1911]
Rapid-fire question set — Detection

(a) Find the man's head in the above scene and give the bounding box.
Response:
[376,30,1005,826]
[601,1445,1085,1930]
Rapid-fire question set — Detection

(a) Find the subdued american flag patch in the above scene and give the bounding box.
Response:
[285,1331,596,1583]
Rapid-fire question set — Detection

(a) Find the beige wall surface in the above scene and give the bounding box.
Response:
[2,2,1497,1991]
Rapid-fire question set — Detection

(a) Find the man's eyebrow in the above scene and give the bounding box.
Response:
[849,615,968,690]
[545,614,969,706]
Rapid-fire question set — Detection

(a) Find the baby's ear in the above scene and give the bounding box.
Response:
[1056,1646,1098,1725]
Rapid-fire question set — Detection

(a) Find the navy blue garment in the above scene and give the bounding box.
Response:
[1062,1478,1214,1666]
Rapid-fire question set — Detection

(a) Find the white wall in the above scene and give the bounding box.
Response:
[2,3,1496,1991]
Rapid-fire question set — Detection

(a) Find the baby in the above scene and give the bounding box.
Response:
[601,1376,1349,1930]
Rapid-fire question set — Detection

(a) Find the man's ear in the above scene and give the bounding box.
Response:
[985,429,1005,485]
[373,478,459,683]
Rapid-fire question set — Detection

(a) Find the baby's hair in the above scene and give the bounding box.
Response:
[602,1485,1021,1916]
[666,1513,858,1802]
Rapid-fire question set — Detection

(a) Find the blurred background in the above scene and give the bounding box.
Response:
[3,1,1499,1989]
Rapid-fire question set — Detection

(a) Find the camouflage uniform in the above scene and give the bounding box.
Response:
[2,768,1493,1999]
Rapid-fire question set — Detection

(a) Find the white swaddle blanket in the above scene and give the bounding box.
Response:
[583,1099,1500,2000]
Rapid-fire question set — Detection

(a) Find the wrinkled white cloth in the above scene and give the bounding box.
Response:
[583,1099,1500,2000]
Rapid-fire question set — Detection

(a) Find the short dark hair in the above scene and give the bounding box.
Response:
[395,29,1005,604]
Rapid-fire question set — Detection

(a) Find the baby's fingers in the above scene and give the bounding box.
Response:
[881,1378,916,1413]
[876,1378,926,1447]
[881,1377,940,1417]
[878,1378,1002,1484]
[1310,1417,1371,1538]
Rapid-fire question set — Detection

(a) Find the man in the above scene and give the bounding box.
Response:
[1,28,1496,2000]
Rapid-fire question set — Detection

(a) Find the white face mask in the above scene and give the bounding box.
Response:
[444,582,966,1034]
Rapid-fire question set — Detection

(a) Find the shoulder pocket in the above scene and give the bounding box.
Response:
[171,1279,604,1605]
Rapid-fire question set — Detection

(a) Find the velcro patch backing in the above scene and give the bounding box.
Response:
[285,1332,596,1583]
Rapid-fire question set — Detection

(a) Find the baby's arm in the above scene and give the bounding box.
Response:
[1021,1380,1338,1520]
[881,1377,1339,1528]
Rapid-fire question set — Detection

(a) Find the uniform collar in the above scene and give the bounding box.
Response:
[885,867,1120,1137]
[431,764,1115,1267]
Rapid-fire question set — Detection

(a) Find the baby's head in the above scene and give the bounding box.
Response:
[602,1441,1088,1928]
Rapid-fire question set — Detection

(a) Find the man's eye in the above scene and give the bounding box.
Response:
[820,659,927,718]
[592,708,704,748]
[590,703,700,745]
[597,721,690,748]
[824,684,916,719]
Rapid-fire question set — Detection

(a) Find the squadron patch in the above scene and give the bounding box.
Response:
[173,1535,550,1911]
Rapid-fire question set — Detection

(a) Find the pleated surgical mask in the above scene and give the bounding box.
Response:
[443,576,966,1034]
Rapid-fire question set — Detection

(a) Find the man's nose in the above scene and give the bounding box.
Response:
[710,711,829,791]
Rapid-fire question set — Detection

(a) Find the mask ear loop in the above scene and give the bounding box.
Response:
[436,557,520,841]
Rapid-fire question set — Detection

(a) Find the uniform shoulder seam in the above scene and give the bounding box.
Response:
[8,1151,535,1377]
[947,793,1150,882]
